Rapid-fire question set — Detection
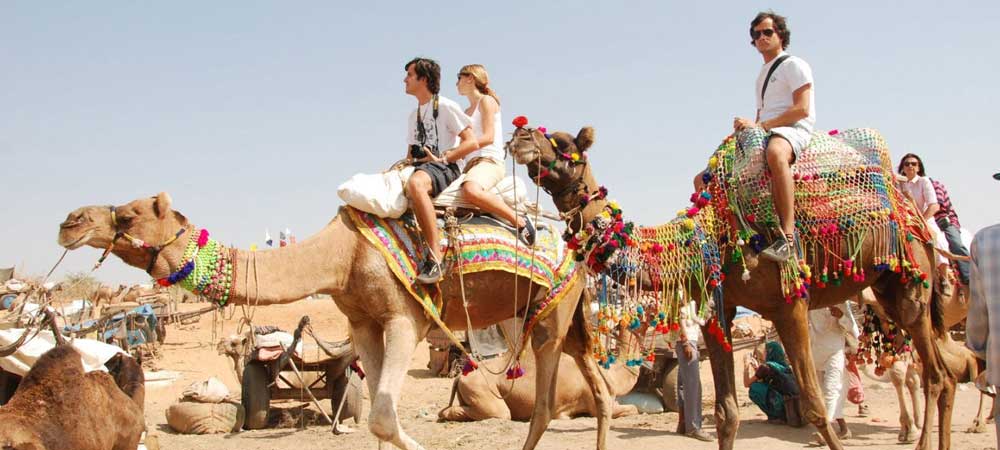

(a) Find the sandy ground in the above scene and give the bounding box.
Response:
[146,301,998,450]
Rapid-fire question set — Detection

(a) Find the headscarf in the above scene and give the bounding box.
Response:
[765,341,788,367]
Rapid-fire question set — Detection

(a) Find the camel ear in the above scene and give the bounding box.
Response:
[575,127,595,152]
[153,192,172,219]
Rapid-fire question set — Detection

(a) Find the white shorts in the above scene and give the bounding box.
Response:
[770,125,813,159]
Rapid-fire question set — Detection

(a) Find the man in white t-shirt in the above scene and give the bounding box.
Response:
[403,57,477,283]
[734,11,816,263]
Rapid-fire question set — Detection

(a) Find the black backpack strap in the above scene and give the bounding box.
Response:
[761,54,791,102]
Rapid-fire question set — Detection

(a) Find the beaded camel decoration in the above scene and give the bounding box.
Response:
[506,118,961,450]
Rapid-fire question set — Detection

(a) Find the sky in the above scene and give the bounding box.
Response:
[2,1,998,285]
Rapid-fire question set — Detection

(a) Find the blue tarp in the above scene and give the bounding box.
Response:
[63,303,158,347]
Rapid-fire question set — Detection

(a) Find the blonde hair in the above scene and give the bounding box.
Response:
[459,64,500,105]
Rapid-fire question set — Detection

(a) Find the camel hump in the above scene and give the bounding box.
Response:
[18,345,86,390]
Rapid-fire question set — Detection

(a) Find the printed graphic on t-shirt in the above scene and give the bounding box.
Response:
[413,105,440,156]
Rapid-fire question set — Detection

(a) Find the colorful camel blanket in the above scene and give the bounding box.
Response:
[345,207,579,359]
[704,128,929,300]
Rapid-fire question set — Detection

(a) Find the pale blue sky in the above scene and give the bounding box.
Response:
[2,1,998,284]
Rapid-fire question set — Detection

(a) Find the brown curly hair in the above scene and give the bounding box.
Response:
[751,11,791,50]
[405,57,440,95]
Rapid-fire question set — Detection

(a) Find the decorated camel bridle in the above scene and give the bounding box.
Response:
[94,204,234,305]
[506,117,634,275]
[95,205,187,275]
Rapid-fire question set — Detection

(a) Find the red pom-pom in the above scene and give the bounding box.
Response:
[512,116,528,128]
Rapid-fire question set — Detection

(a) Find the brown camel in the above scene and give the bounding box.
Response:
[0,311,146,450]
[439,317,640,421]
[855,285,979,442]
[57,192,612,450]
[506,125,961,450]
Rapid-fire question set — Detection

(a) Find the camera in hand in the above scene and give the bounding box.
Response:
[410,143,437,160]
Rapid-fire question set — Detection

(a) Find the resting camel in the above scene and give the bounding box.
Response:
[0,311,146,450]
[439,317,640,421]
[506,125,962,450]
[57,193,612,450]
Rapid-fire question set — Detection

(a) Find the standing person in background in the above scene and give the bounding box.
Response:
[966,171,1000,446]
[673,300,713,441]
[809,302,860,444]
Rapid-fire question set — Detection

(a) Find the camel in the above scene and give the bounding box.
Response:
[0,311,146,450]
[92,283,125,308]
[439,317,640,421]
[57,192,613,450]
[855,284,983,442]
[506,125,962,450]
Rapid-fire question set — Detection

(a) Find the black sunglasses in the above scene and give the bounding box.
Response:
[751,28,776,40]
[904,161,920,167]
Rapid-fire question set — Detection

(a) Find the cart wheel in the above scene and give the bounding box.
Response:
[330,369,365,424]
[241,361,271,429]
[659,359,680,413]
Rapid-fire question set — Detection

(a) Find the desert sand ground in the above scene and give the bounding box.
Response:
[146,300,998,450]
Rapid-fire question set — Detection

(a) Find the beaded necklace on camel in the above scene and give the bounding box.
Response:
[156,229,234,306]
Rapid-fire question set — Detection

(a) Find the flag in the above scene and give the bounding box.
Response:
[265,229,273,247]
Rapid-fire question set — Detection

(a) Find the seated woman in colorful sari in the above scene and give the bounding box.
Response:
[744,340,802,425]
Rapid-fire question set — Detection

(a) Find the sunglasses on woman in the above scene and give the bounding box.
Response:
[904,161,920,167]
[751,28,776,40]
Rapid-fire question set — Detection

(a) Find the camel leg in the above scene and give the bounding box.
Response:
[967,393,988,433]
[703,316,738,450]
[935,371,957,450]
[770,301,843,450]
[907,365,923,430]
[365,316,425,450]
[890,363,917,443]
[521,299,577,450]
[564,292,613,448]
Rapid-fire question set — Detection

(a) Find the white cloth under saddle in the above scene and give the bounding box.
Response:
[339,167,552,221]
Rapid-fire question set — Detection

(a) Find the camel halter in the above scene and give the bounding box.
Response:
[507,127,591,223]
[95,205,187,275]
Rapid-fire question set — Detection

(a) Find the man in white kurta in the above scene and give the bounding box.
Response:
[809,302,860,439]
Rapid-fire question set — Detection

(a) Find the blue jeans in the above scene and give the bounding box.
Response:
[937,218,970,284]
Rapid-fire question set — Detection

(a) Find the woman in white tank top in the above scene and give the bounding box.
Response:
[454,64,534,245]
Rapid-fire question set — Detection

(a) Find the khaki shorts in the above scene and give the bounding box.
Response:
[462,158,505,190]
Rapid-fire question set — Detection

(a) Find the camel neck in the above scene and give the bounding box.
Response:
[153,211,357,306]
[226,212,356,305]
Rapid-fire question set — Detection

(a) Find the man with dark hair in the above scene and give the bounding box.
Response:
[734,11,816,263]
[403,57,477,283]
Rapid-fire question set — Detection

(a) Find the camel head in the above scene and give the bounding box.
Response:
[505,123,595,199]
[216,332,252,358]
[58,192,191,278]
